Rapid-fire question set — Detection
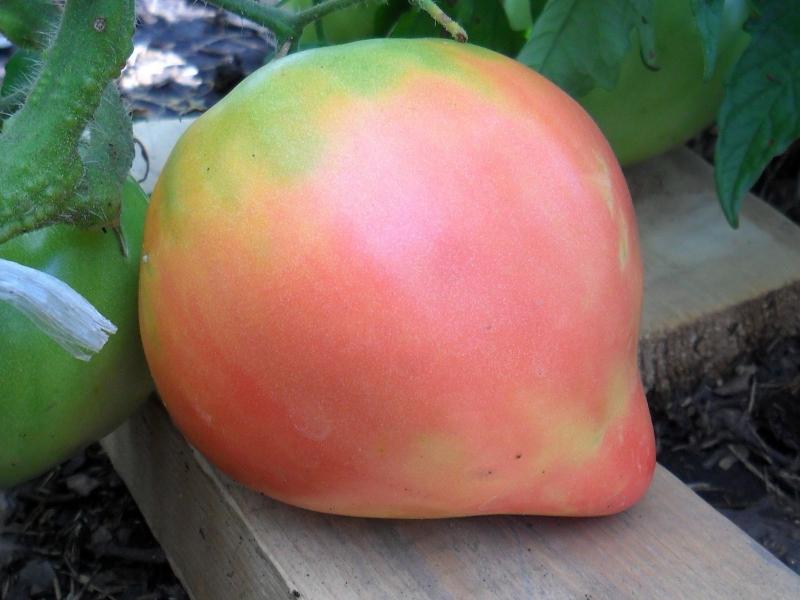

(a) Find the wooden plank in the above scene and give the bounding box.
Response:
[132,118,196,194]
[630,150,800,396]
[111,120,800,598]
[104,402,800,599]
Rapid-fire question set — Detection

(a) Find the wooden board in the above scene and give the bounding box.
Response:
[132,118,195,193]
[630,150,800,396]
[113,120,800,598]
[104,401,800,600]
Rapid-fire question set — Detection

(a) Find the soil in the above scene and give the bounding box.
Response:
[653,337,800,572]
[2,0,800,597]
[0,445,188,600]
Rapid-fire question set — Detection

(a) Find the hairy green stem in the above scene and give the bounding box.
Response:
[207,0,465,43]
[207,0,371,40]
[412,0,468,42]
[0,89,24,118]
[206,0,296,38]
[313,0,326,43]
[70,83,135,229]
[292,0,369,28]
[0,0,135,244]
[0,0,61,49]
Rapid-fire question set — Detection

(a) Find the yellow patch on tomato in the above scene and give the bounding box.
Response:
[409,432,464,471]
[618,222,630,269]
[590,150,631,270]
[592,150,616,215]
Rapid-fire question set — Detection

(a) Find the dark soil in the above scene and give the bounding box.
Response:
[0,446,187,600]
[2,0,800,596]
[122,0,274,119]
[653,337,800,572]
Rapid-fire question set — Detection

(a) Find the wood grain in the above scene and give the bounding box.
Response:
[104,402,800,599]
[132,118,195,194]
[629,150,800,396]
[110,120,800,598]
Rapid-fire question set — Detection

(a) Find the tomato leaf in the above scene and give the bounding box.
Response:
[715,0,800,227]
[517,0,656,97]
[502,0,547,30]
[390,7,442,37]
[391,0,525,57]
[691,0,725,80]
[503,0,532,30]
[635,2,658,69]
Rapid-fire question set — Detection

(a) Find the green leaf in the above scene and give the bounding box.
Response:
[502,0,547,31]
[530,0,548,21]
[715,0,800,227]
[389,7,439,37]
[691,0,725,80]
[391,0,525,57]
[503,0,533,30]
[517,0,656,98]
[635,2,658,69]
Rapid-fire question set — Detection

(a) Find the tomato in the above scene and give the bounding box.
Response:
[0,178,152,488]
[140,39,655,518]
[578,0,749,165]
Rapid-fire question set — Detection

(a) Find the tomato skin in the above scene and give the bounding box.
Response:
[0,179,152,488]
[140,39,655,518]
[578,0,749,165]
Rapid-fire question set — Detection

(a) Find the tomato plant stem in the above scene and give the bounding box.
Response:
[0,90,24,120]
[207,0,467,44]
[0,0,60,49]
[412,0,468,42]
[0,0,135,244]
[292,0,370,28]
[205,0,296,38]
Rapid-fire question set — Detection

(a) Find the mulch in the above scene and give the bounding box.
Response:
[1,446,187,600]
[654,337,800,572]
[2,0,800,597]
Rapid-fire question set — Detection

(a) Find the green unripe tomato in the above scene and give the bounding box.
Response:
[0,178,152,488]
[578,0,749,166]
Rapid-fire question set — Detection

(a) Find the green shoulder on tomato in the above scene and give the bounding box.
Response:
[0,178,152,488]
[578,0,750,166]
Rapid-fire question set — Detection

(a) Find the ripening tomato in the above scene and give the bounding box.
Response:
[139,39,655,518]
